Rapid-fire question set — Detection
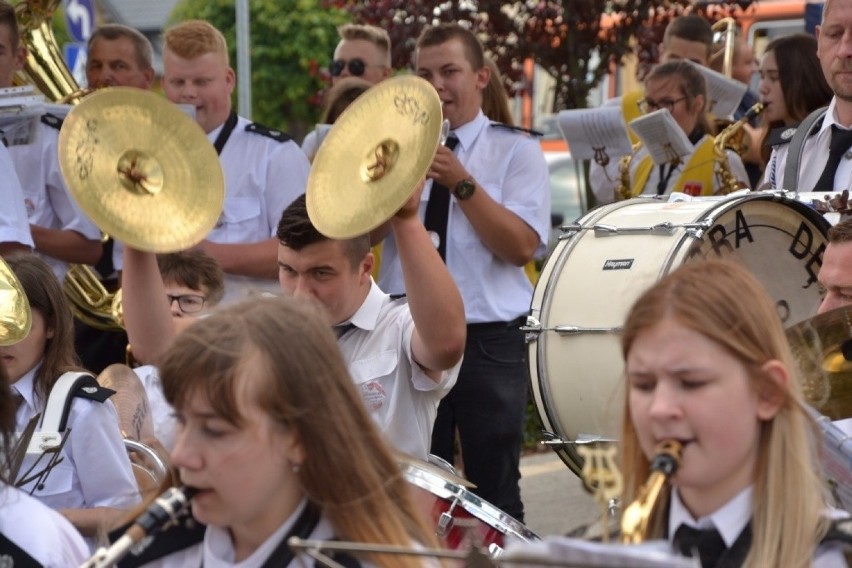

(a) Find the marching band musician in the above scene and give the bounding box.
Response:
[276,193,465,462]
[819,219,852,315]
[112,297,442,568]
[593,60,749,204]
[0,1,102,278]
[0,365,89,565]
[619,259,849,567]
[761,0,852,192]
[377,23,551,524]
[157,20,310,303]
[4,254,139,544]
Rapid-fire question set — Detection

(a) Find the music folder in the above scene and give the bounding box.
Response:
[501,536,700,567]
[557,107,633,166]
[0,85,44,146]
[628,110,693,166]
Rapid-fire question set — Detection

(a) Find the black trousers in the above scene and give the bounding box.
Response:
[430,316,528,521]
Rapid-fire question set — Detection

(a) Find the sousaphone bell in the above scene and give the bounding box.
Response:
[307,75,443,238]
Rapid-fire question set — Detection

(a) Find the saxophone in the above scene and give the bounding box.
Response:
[620,440,683,544]
[615,142,643,201]
[714,102,764,195]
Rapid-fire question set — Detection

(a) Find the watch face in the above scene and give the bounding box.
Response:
[455,179,475,200]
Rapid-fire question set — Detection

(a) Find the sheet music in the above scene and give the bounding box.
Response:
[0,85,44,146]
[557,107,632,162]
[693,64,748,118]
[628,110,693,166]
[502,536,699,567]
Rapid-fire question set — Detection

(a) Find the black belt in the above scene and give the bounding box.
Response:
[467,316,526,332]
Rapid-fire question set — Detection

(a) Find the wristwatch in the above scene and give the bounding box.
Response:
[453,178,476,200]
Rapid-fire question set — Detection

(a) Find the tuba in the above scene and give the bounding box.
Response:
[16,1,123,331]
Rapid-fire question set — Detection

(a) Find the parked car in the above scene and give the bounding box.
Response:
[543,147,587,250]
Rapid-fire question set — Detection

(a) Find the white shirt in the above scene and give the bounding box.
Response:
[378,111,551,323]
[338,280,459,460]
[114,114,310,302]
[133,364,177,452]
[134,499,379,568]
[591,134,749,205]
[762,97,852,191]
[0,142,35,249]
[8,119,101,279]
[668,486,849,567]
[13,366,140,511]
[0,483,89,567]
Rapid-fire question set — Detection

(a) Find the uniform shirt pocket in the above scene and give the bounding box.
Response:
[213,197,262,241]
[348,350,398,412]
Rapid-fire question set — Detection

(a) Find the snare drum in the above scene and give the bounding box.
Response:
[528,192,830,475]
[400,458,539,555]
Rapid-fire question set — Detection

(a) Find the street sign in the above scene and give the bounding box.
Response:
[64,0,94,43]
[63,43,88,87]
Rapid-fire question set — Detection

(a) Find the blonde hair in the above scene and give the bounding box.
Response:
[337,24,391,67]
[619,259,830,568]
[164,20,229,65]
[482,58,514,125]
[158,296,438,567]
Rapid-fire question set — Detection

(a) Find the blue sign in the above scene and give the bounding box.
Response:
[63,43,87,86]
[64,0,94,43]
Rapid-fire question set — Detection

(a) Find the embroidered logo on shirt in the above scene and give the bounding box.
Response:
[359,380,386,411]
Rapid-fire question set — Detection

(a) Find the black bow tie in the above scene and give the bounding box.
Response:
[673,524,727,568]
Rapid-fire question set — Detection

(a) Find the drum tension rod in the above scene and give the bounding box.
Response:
[591,220,712,237]
[522,317,621,340]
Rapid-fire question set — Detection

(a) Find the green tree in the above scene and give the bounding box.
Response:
[171,0,349,137]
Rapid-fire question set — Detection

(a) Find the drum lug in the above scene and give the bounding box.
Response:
[436,498,460,538]
[521,316,541,343]
[558,223,582,240]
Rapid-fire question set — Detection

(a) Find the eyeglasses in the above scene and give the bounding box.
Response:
[330,58,374,77]
[638,96,688,114]
[166,294,207,314]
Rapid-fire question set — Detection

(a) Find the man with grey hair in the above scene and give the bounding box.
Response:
[86,23,155,90]
[761,0,852,191]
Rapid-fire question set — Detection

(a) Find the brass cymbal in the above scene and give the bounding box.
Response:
[0,258,30,346]
[786,305,852,421]
[58,87,224,253]
[306,75,443,239]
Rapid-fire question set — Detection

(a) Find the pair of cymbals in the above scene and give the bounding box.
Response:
[787,306,852,421]
[307,75,443,239]
[58,87,224,252]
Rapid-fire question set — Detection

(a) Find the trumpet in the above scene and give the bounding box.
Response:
[620,440,682,544]
[81,486,197,568]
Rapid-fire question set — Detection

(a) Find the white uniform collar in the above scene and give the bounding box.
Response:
[12,365,41,415]
[668,485,753,548]
[342,278,386,333]
[451,110,488,153]
[204,498,310,567]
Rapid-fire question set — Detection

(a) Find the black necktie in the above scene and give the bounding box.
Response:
[423,134,459,262]
[812,125,852,191]
[674,524,727,568]
[334,323,356,339]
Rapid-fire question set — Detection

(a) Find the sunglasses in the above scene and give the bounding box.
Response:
[330,58,370,77]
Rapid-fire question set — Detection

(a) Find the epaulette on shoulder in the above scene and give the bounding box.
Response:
[765,116,825,147]
[490,122,544,137]
[389,293,408,303]
[40,113,64,130]
[72,374,115,403]
[245,122,292,143]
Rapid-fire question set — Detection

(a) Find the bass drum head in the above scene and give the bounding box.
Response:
[529,193,829,476]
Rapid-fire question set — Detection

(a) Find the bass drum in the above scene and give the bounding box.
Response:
[528,192,830,476]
